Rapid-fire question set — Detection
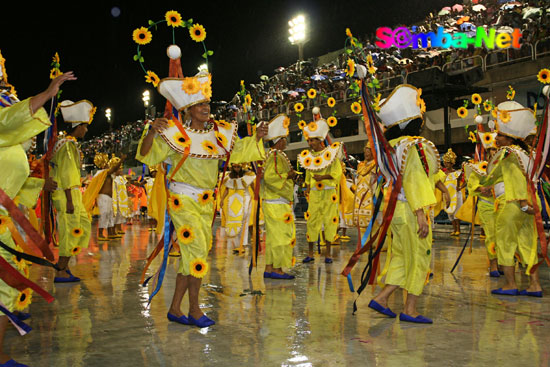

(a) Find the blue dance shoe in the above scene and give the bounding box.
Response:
[302,256,314,263]
[263,272,271,278]
[324,258,333,264]
[489,271,501,278]
[54,270,81,283]
[368,300,396,318]
[189,314,215,328]
[399,313,433,324]
[0,359,28,367]
[167,313,190,325]
[519,290,543,298]
[491,288,519,296]
[270,272,295,280]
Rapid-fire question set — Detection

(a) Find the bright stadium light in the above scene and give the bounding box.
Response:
[288,14,308,61]
[142,90,150,107]
[105,108,112,122]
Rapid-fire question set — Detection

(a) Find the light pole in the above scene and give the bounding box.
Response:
[288,15,307,62]
[105,108,112,131]
[142,90,150,119]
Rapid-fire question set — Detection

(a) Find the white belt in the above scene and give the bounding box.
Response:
[494,182,505,198]
[311,185,335,191]
[263,198,290,205]
[168,181,212,202]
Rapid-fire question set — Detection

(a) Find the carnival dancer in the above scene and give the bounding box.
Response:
[111,157,130,235]
[337,163,355,242]
[144,166,158,231]
[50,99,95,283]
[137,68,267,328]
[353,140,379,236]
[297,108,343,264]
[368,85,440,323]
[483,101,542,297]
[442,148,464,237]
[261,114,297,279]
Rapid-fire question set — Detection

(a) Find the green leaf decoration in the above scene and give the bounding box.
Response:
[139,57,144,63]
[133,55,139,61]
[464,125,469,130]
[346,49,353,54]
[207,50,214,56]
[202,52,208,59]
[148,20,154,26]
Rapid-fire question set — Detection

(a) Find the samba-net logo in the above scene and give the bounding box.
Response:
[375,26,522,49]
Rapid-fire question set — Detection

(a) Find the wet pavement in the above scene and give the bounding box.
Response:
[11,220,550,367]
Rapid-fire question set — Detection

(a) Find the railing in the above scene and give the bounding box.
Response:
[442,55,485,73]
[484,43,534,70]
[535,37,550,59]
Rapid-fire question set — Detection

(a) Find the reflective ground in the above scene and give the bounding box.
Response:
[11,219,550,367]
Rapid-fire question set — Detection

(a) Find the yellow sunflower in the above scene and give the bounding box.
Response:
[290,238,296,248]
[304,211,310,220]
[132,27,152,45]
[173,131,191,149]
[300,150,309,158]
[307,89,317,99]
[506,86,515,101]
[313,157,323,166]
[457,107,468,119]
[165,10,183,27]
[303,131,309,140]
[488,242,496,255]
[294,103,304,113]
[468,131,477,143]
[418,98,426,114]
[471,93,482,105]
[15,289,32,311]
[351,102,362,114]
[177,225,195,244]
[49,68,62,79]
[283,212,293,224]
[327,116,337,127]
[168,195,184,213]
[71,246,81,256]
[345,59,355,78]
[303,157,312,167]
[189,24,207,42]
[244,94,252,106]
[308,122,318,132]
[499,110,511,123]
[198,190,214,205]
[491,108,499,119]
[327,97,336,108]
[324,151,332,161]
[483,133,493,146]
[483,101,492,112]
[202,141,218,155]
[315,182,325,190]
[181,77,201,94]
[12,255,26,272]
[215,131,227,147]
[537,68,550,84]
[0,215,9,235]
[190,258,209,278]
[292,256,297,266]
[71,227,83,238]
[346,28,353,38]
[145,70,160,87]
[331,194,338,203]
[332,216,338,224]
[480,162,488,171]
[331,142,340,149]
[283,117,291,128]
[202,83,212,99]
[298,120,307,129]
[216,120,231,129]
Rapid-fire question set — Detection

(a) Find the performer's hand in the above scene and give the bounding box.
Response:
[443,192,451,208]
[313,174,325,181]
[288,170,297,180]
[44,178,58,192]
[256,122,268,141]
[66,201,74,214]
[151,118,170,133]
[479,186,492,196]
[44,72,77,100]
[415,210,429,239]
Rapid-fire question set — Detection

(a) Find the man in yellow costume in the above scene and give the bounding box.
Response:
[442,148,464,237]
[261,114,297,279]
[483,101,542,297]
[297,107,343,264]
[50,99,95,283]
[368,85,439,324]
[136,55,267,327]
[0,49,75,366]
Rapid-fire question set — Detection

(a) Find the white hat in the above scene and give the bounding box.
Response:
[265,114,290,142]
[302,118,330,140]
[60,100,96,125]
[477,131,497,150]
[377,84,423,129]
[158,73,212,112]
[495,100,535,140]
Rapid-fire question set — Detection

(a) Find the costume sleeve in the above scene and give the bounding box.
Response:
[466,173,481,196]
[327,159,343,186]
[402,147,437,212]
[229,135,265,163]
[15,177,44,208]
[135,127,171,166]
[263,154,289,192]
[502,157,529,201]
[0,98,50,147]
[55,142,82,190]
[435,169,446,184]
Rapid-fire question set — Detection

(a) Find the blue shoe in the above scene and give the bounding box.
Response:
[263,272,271,278]
[499,270,504,275]
[189,314,215,328]
[0,359,28,367]
[302,256,314,263]
[519,289,543,298]
[167,313,190,325]
[54,270,81,283]
[399,313,433,324]
[368,300,396,318]
[324,258,333,264]
[270,272,295,280]
[489,270,501,278]
[491,288,519,296]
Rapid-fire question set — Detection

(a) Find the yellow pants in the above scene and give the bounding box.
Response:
[263,201,294,269]
[478,200,497,261]
[52,188,91,257]
[306,188,339,243]
[495,201,537,270]
[384,201,432,296]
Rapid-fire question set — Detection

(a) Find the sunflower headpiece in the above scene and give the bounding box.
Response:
[494,101,535,140]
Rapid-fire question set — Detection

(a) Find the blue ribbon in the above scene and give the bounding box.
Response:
[0,304,31,334]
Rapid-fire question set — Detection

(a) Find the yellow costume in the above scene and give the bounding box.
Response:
[432,169,447,219]
[353,160,378,230]
[113,174,130,224]
[339,161,355,229]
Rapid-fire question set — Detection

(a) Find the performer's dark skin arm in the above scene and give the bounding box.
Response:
[30,72,77,114]
[65,189,74,214]
[313,174,333,181]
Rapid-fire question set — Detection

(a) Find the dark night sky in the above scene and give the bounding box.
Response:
[3,0,453,137]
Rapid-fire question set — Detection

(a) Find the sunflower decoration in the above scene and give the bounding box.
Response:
[308,122,318,132]
[298,120,307,130]
[49,52,63,80]
[244,94,252,106]
[499,110,511,123]
[471,93,482,105]
[331,142,340,149]
[306,233,311,241]
[291,257,297,267]
[189,24,207,42]
[506,85,515,101]
[304,211,310,221]
[202,141,218,155]
[331,216,338,224]
[345,59,355,78]
[303,157,312,167]
[0,215,9,235]
[479,162,488,171]
[457,107,468,119]
[315,182,325,190]
[181,77,201,94]
[15,289,32,311]
[202,83,212,99]
[483,100,492,112]
[145,70,160,87]
[290,238,296,248]
[177,225,195,244]
[132,27,153,45]
[294,103,304,113]
[198,190,214,205]
[323,151,332,161]
[327,116,337,127]
[215,131,228,147]
[168,195,184,212]
[71,227,83,238]
[303,131,309,140]
[190,258,209,278]
[482,132,495,147]
[345,28,353,38]
[307,89,317,99]
[372,93,382,113]
[488,242,496,256]
[313,157,323,166]
[12,255,26,272]
[173,131,191,149]
[300,150,309,158]
[537,68,550,84]
[216,120,231,129]
[327,97,336,108]
[331,194,338,203]
[71,246,81,256]
[165,10,183,27]
[468,131,477,143]
[283,212,293,224]
[351,102,362,114]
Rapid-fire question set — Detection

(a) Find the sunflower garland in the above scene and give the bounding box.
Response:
[298,120,307,129]
[468,131,477,143]
[506,85,515,100]
[215,131,228,147]
[165,10,183,27]
[304,211,310,220]
[351,102,362,114]
[290,238,296,248]
[294,103,304,113]
[315,182,325,190]
[15,289,32,311]
[177,225,195,244]
[331,194,338,203]
[483,100,492,112]
[471,93,482,105]
[307,89,317,99]
[189,24,207,42]
[303,157,312,167]
[480,162,488,171]
[457,106,468,119]
[327,116,337,127]
[307,122,318,132]
[324,151,332,161]
[331,216,338,224]
[12,255,26,272]
[145,70,160,87]
[345,59,355,78]
[499,110,511,123]
[173,131,191,149]
[327,97,336,108]
[313,157,323,166]
[216,120,231,129]
[133,27,153,45]
[537,68,550,84]
[300,150,309,158]
[190,258,209,278]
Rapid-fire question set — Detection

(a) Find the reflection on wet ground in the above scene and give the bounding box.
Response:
[11,220,550,366]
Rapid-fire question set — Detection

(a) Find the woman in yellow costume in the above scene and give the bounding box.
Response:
[297,107,343,264]
[368,85,439,324]
[483,101,542,297]
[442,148,464,237]
[111,158,130,235]
[261,114,297,279]
[137,59,267,327]
[0,50,75,366]
[353,140,379,235]
[50,99,94,283]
